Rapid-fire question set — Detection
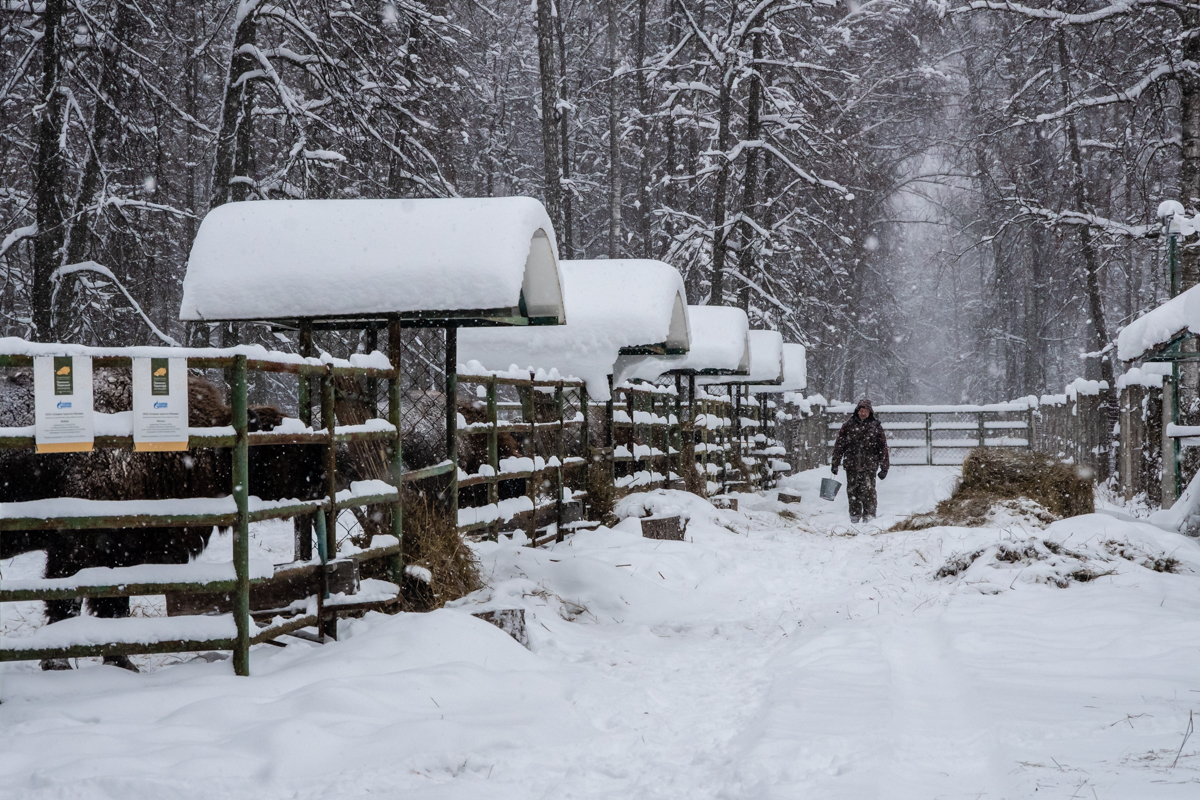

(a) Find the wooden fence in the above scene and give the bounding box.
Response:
[454,371,589,547]
[0,348,807,672]
[0,349,404,673]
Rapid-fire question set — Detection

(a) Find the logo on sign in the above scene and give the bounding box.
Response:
[57,401,72,409]
[154,401,168,409]
[150,358,170,396]
[53,356,73,396]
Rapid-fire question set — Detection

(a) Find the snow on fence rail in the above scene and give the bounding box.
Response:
[0,344,405,676]
[818,404,1036,466]
[1,342,803,680]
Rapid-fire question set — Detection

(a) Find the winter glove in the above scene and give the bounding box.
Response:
[878,468,888,480]
[830,465,838,476]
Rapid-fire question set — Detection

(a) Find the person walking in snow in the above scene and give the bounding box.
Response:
[830,398,890,523]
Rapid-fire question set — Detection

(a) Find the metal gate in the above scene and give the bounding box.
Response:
[823,403,1035,466]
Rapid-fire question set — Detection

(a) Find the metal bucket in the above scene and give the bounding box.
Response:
[819,478,842,502]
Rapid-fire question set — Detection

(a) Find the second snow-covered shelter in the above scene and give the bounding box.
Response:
[612,305,752,386]
[457,258,692,401]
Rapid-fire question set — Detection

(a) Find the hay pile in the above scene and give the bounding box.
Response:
[395,498,483,612]
[893,448,1094,531]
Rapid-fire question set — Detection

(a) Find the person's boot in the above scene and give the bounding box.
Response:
[40,658,72,671]
[102,655,139,672]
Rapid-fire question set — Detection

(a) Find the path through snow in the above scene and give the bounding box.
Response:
[2,466,1199,798]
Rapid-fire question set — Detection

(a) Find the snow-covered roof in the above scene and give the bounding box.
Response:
[749,343,806,393]
[1116,284,1200,361]
[698,329,783,386]
[179,197,566,325]
[457,259,691,400]
[610,305,751,385]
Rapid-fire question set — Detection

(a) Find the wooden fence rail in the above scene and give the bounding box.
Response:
[0,349,404,673]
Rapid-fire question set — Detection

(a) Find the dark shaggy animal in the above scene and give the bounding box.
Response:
[0,370,324,669]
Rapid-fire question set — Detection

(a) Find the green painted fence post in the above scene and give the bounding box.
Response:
[231,354,251,677]
[387,316,404,584]
[320,366,337,640]
[388,353,403,585]
[555,382,565,542]
[486,376,499,540]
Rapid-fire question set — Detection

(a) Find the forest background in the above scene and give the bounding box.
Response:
[0,0,1190,403]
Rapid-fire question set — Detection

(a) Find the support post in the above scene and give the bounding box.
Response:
[525,405,538,543]
[387,317,403,583]
[320,366,337,640]
[580,385,590,457]
[1163,371,1178,508]
[1120,386,1133,502]
[675,375,684,489]
[365,325,379,417]
[295,320,314,561]
[231,354,250,676]
[445,325,458,520]
[605,376,615,447]
[925,413,933,466]
[977,411,986,451]
[555,382,565,542]
[487,376,499,540]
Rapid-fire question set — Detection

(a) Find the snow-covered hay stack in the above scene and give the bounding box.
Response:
[893,449,1094,530]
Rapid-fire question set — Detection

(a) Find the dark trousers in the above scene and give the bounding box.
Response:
[846,469,877,520]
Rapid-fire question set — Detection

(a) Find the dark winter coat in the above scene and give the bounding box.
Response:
[831,398,890,475]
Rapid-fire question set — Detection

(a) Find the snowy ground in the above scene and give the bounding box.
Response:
[2,466,1200,798]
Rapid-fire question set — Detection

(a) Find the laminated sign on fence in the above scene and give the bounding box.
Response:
[33,355,95,453]
[132,357,188,451]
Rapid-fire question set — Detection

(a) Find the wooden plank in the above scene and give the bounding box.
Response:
[402,461,457,483]
[0,510,239,532]
[0,637,237,663]
[166,558,360,617]
[0,574,269,603]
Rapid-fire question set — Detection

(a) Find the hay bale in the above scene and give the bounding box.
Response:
[390,498,482,612]
[893,448,1093,531]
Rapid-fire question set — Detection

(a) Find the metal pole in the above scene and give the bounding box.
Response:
[231,355,250,676]
[295,321,314,562]
[925,412,932,466]
[320,367,337,641]
[387,316,403,580]
[445,325,458,520]
[1163,371,1178,507]
[555,383,565,542]
[487,376,499,540]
